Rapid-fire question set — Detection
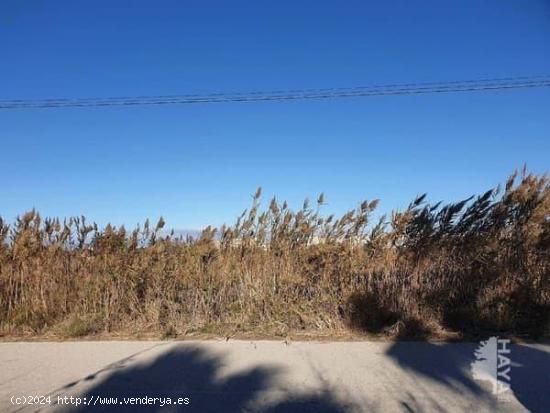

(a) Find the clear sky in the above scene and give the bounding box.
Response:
[1,0,549,230]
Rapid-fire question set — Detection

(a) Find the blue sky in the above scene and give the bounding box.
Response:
[1,0,549,229]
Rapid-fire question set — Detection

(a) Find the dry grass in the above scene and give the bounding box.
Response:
[1,169,549,340]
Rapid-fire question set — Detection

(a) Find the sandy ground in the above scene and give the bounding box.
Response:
[0,340,548,412]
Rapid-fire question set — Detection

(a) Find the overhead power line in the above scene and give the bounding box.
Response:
[1,75,549,109]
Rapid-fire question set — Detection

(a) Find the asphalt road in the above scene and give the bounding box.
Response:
[0,340,548,412]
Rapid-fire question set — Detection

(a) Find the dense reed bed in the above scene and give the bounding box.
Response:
[1,169,548,339]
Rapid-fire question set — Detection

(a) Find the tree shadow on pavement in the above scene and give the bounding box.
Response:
[386,341,549,413]
[63,345,350,413]
[509,344,550,413]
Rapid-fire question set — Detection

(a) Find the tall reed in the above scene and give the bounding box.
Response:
[0,169,548,338]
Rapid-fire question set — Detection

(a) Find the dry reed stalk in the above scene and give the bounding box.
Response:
[0,170,548,339]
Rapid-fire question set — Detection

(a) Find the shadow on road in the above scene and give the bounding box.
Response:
[509,344,550,413]
[386,341,549,413]
[64,345,348,413]
[46,341,549,412]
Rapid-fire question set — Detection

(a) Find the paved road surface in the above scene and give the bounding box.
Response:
[0,340,548,412]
